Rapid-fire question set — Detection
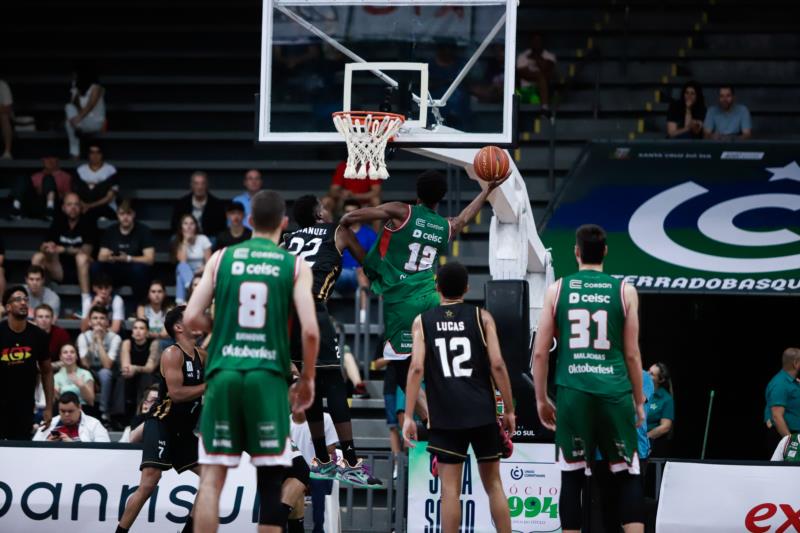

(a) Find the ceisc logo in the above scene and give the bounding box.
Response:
[629,161,800,274]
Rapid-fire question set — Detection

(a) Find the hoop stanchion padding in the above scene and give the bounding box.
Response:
[332,111,405,180]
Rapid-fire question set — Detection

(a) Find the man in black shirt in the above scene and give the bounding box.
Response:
[0,286,54,439]
[92,199,155,304]
[32,192,95,295]
[213,201,252,251]
[403,262,515,533]
[170,171,226,238]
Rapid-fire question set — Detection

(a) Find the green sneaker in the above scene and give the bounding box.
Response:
[309,458,338,480]
[336,459,384,489]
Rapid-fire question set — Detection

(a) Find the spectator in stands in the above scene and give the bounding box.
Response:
[77,305,121,419]
[0,79,13,159]
[33,304,70,365]
[517,32,557,115]
[429,41,471,130]
[328,161,382,213]
[73,143,118,224]
[647,362,675,455]
[342,344,369,399]
[120,318,159,417]
[290,408,340,533]
[0,286,54,439]
[667,80,707,139]
[10,156,73,220]
[136,280,170,343]
[120,384,159,443]
[81,272,124,333]
[704,85,752,140]
[214,201,252,251]
[54,343,95,407]
[172,214,212,305]
[24,265,61,319]
[764,347,800,453]
[65,65,106,159]
[170,171,227,238]
[32,192,95,296]
[471,43,505,103]
[93,199,155,305]
[334,199,376,321]
[32,392,109,442]
[231,169,263,230]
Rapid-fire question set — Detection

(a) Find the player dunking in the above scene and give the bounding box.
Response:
[116,305,205,533]
[186,190,320,533]
[403,262,515,533]
[283,194,381,488]
[340,170,506,408]
[532,224,645,533]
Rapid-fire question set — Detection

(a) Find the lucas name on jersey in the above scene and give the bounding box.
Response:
[435,320,465,332]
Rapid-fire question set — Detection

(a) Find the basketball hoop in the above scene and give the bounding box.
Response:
[332,111,405,180]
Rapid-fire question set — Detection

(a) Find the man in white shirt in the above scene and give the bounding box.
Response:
[516,32,557,114]
[291,410,339,533]
[80,272,125,333]
[77,306,121,419]
[32,392,110,442]
[231,169,263,230]
[25,265,61,319]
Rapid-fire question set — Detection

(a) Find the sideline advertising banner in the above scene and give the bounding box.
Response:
[656,461,800,532]
[408,442,562,533]
[0,445,258,532]
[543,142,800,294]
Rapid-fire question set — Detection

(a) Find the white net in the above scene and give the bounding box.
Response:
[332,111,405,180]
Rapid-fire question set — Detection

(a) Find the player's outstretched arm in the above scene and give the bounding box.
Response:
[184,249,222,333]
[161,345,205,402]
[481,309,516,435]
[402,315,426,447]
[448,175,509,239]
[532,283,558,431]
[291,260,319,413]
[339,202,409,228]
[335,224,367,265]
[622,283,646,426]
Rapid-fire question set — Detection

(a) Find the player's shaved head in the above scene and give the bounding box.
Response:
[250,190,286,232]
[575,224,607,265]
[293,194,320,228]
[782,347,800,369]
[437,261,469,299]
[417,170,448,208]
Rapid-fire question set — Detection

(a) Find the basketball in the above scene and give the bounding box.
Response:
[473,145,510,182]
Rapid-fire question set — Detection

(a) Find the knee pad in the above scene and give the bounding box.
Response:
[257,466,286,526]
[288,455,310,486]
[616,472,645,526]
[559,470,585,530]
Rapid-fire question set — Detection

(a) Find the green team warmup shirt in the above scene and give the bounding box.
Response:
[205,237,298,380]
[364,204,450,304]
[554,270,630,397]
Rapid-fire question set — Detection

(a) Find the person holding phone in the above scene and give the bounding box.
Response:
[33,392,109,442]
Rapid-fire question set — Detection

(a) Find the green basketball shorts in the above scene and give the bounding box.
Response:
[199,369,292,467]
[382,291,440,360]
[554,386,640,474]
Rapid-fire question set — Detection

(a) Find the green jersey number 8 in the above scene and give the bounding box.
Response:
[239,281,268,328]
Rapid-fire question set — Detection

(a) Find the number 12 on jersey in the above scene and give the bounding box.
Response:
[434,337,473,377]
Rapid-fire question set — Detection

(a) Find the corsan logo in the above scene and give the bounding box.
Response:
[569,279,582,289]
[1,347,33,363]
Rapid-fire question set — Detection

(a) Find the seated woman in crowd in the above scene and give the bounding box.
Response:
[136,280,171,346]
[666,80,706,139]
[120,318,159,418]
[648,362,676,456]
[65,65,106,159]
[171,214,211,304]
[54,343,96,409]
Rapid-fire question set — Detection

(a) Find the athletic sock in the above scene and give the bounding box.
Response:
[46,199,55,209]
[180,516,194,533]
[12,200,21,210]
[341,440,358,465]
[312,437,330,463]
[288,517,305,533]
[115,527,130,533]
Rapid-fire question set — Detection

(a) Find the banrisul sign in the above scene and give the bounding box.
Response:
[543,142,800,294]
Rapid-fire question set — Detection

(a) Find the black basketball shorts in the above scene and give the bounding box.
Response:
[427,423,502,464]
[140,418,199,473]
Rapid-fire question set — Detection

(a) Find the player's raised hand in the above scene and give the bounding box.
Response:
[402,417,418,448]
[290,376,315,414]
[537,397,557,431]
[487,171,512,192]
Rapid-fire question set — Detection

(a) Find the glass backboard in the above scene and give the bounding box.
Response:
[258,0,517,146]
